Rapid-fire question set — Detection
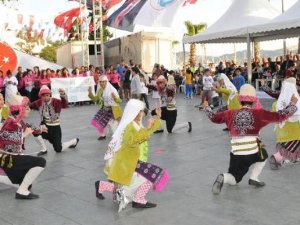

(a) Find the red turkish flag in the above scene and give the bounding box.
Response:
[0,43,18,77]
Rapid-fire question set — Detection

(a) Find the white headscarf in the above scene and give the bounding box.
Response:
[218,73,237,103]
[276,78,300,128]
[104,99,145,161]
[100,76,119,107]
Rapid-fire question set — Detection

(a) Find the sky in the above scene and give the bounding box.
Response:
[2,0,299,56]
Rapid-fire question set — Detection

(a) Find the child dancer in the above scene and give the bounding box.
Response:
[205,84,298,194]
[95,99,169,212]
[148,76,192,134]
[0,93,9,128]
[89,75,122,140]
[269,77,300,169]
[31,85,79,156]
[0,94,46,199]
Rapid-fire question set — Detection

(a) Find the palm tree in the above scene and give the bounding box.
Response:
[184,21,207,67]
[254,41,261,62]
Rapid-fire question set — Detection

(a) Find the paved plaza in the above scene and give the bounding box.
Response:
[0,96,299,225]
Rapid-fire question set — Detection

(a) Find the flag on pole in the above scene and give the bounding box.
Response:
[108,0,186,31]
[107,0,147,31]
[54,7,82,32]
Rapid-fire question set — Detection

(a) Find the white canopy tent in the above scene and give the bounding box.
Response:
[15,50,67,71]
[248,0,300,42]
[183,0,280,82]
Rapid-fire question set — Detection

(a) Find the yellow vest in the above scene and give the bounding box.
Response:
[108,118,161,186]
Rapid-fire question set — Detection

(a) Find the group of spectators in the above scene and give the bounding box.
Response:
[1,52,300,106]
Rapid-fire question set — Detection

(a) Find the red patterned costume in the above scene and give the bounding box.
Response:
[206,84,297,194]
[30,85,79,156]
[0,94,46,199]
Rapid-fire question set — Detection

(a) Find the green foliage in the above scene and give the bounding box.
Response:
[184,21,207,36]
[39,41,64,62]
[172,40,179,46]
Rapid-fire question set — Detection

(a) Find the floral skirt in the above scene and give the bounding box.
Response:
[135,161,169,192]
[91,108,113,135]
[276,141,300,162]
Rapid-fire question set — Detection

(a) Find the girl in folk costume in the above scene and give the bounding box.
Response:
[0,93,9,128]
[148,75,192,134]
[213,73,241,110]
[261,79,300,99]
[95,99,169,212]
[269,77,300,169]
[205,84,298,195]
[0,94,46,199]
[31,85,79,156]
[88,75,122,141]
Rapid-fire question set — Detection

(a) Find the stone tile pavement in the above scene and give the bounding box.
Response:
[0,96,299,225]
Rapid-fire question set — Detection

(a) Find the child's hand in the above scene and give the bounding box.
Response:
[291,94,298,105]
[24,127,33,137]
[147,118,155,129]
[155,107,161,118]
[111,92,116,99]
[41,125,48,133]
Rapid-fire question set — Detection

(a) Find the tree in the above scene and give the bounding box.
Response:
[184,21,207,66]
[39,41,64,62]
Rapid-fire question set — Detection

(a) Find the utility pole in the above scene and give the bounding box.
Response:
[80,0,90,67]
[92,0,104,68]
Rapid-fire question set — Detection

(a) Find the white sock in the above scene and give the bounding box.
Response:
[17,167,44,195]
[62,138,77,151]
[0,175,19,188]
[249,161,266,182]
[34,135,47,152]
[223,173,237,185]
[172,123,189,133]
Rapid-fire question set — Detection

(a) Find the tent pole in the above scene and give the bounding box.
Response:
[247,33,252,84]
[183,38,186,71]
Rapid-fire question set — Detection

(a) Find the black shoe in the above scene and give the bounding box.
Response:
[269,155,279,170]
[212,174,224,195]
[248,179,265,187]
[222,128,229,132]
[154,129,164,134]
[37,151,47,156]
[98,136,106,141]
[15,192,39,200]
[188,122,192,132]
[95,181,105,200]
[28,185,32,191]
[132,201,157,209]
[69,138,79,148]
